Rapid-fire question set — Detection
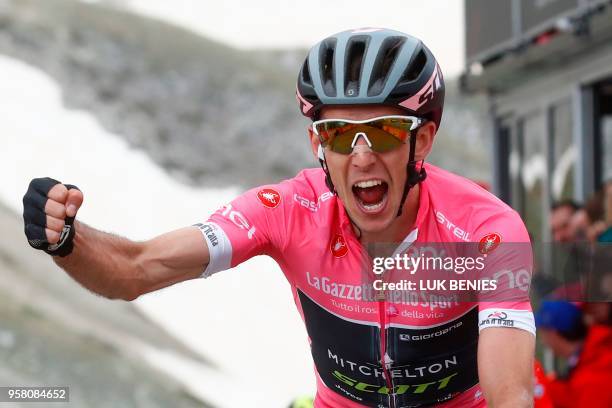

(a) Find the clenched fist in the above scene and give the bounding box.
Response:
[23,178,83,257]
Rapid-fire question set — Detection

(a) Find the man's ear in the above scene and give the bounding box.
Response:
[413,121,436,161]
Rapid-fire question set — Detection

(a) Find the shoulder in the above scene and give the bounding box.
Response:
[228,168,335,221]
[282,167,330,196]
[424,164,529,243]
[245,168,330,207]
[206,168,333,250]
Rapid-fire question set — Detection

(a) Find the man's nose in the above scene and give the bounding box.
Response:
[351,134,376,168]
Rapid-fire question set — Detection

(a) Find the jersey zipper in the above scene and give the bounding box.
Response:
[378,293,396,408]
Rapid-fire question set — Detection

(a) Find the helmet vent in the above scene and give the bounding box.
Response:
[320,39,337,97]
[301,59,311,84]
[345,39,366,97]
[400,48,427,83]
[367,36,405,96]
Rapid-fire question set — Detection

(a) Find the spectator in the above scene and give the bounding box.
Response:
[565,190,607,242]
[535,301,612,407]
[550,200,580,242]
[567,208,590,241]
[584,189,606,242]
[546,202,585,300]
[585,238,612,303]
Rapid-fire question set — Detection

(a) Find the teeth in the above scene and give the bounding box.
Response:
[354,179,383,188]
[362,201,384,211]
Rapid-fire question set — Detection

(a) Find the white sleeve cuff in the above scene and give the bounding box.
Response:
[194,222,233,278]
[478,308,536,336]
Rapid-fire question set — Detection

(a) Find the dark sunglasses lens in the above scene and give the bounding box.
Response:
[317,123,356,154]
[363,126,404,152]
[316,118,414,154]
[329,131,357,154]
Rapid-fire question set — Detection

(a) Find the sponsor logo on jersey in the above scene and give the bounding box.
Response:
[434,210,471,242]
[328,349,458,380]
[195,223,219,247]
[220,204,256,239]
[257,188,281,209]
[399,321,463,342]
[306,272,371,301]
[478,233,501,254]
[487,311,507,320]
[305,272,459,311]
[480,310,515,328]
[293,191,334,212]
[330,234,348,257]
[332,369,458,396]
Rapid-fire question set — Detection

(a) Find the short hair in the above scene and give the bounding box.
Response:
[551,199,580,212]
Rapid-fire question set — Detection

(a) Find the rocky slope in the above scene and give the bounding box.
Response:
[0,200,214,407]
[0,0,490,189]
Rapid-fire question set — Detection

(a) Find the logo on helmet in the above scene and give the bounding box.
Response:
[257,188,281,209]
[400,63,443,111]
[296,87,313,115]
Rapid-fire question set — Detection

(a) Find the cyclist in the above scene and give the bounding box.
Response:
[23,28,535,407]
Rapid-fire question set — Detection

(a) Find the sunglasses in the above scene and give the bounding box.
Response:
[312,115,425,154]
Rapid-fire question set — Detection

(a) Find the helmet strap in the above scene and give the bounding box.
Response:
[318,145,337,195]
[397,133,427,217]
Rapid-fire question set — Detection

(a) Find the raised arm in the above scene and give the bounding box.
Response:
[23,178,209,301]
[55,223,207,300]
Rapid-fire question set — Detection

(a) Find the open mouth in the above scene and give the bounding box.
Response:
[352,179,389,213]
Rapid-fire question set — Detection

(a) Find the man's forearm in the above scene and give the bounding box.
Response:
[54,221,145,300]
[486,388,533,408]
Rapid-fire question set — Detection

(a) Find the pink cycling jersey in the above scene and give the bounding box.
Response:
[196,164,535,408]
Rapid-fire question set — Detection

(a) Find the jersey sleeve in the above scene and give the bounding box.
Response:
[194,183,291,278]
[474,209,536,336]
